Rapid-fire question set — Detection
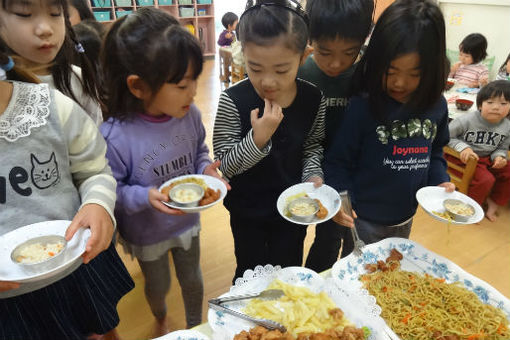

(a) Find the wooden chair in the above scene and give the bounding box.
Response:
[218,47,232,86]
[231,62,246,84]
[443,146,477,194]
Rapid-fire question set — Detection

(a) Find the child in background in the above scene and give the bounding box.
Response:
[449,33,489,88]
[213,0,326,280]
[496,53,510,81]
[68,0,95,26]
[298,0,374,272]
[325,0,455,244]
[73,20,104,86]
[101,8,228,336]
[447,80,510,222]
[218,12,239,83]
[0,53,133,340]
[0,0,103,126]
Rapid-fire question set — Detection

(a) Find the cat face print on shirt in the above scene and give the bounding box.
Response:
[30,152,60,189]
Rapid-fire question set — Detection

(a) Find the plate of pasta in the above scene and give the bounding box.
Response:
[207,265,386,340]
[331,238,510,340]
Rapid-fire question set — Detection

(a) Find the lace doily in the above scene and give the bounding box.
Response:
[0,82,50,142]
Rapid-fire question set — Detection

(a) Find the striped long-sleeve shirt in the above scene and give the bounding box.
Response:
[449,62,489,86]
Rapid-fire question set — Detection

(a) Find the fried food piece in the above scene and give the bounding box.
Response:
[386,248,403,262]
[315,199,328,219]
[199,187,221,206]
[161,185,171,197]
[328,308,344,321]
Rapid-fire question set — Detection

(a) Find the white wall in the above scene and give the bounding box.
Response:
[439,0,510,79]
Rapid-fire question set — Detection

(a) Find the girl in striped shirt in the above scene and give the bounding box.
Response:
[449,33,489,88]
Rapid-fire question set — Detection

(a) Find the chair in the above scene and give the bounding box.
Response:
[231,62,246,84]
[218,47,232,85]
[443,146,477,194]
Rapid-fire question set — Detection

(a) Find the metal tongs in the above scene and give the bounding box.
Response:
[339,190,365,256]
[208,290,287,332]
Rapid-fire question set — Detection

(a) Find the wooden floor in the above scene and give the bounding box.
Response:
[115,58,510,340]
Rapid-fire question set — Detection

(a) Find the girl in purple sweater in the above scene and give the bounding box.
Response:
[100,8,227,337]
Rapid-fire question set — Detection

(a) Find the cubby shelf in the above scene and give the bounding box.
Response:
[88,0,216,56]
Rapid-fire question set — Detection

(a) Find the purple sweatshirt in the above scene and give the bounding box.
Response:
[100,105,212,246]
[217,29,234,47]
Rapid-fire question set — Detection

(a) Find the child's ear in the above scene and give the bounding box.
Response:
[300,45,314,66]
[126,75,151,100]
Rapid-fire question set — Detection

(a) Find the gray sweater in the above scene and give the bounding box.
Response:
[448,111,510,161]
[0,82,116,298]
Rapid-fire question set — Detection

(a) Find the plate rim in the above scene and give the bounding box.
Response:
[277,183,341,225]
[158,174,227,212]
[0,220,89,282]
[416,186,483,225]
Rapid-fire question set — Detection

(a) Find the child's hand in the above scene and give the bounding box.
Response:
[251,99,284,150]
[492,156,507,169]
[0,281,19,292]
[451,62,461,74]
[149,188,186,216]
[468,81,479,88]
[459,148,479,164]
[306,176,323,188]
[332,209,357,228]
[65,203,115,264]
[203,160,232,190]
[438,182,456,192]
[225,32,233,39]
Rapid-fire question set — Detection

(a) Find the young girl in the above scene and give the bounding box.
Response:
[449,33,489,88]
[324,0,455,244]
[0,0,103,126]
[213,0,326,280]
[496,52,510,81]
[447,80,510,222]
[100,8,227,336]
[0,54,134,339]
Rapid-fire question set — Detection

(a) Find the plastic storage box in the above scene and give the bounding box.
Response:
[115,0,132,6]
[158,0,173,4]
[116,10,132,18]
[179,7,194,17]
[92,0,111,7]
[197,8,206,16]
[178,0,192,4]
[93,11,111,21]
[197,0,211,4]
[136,0,154,5]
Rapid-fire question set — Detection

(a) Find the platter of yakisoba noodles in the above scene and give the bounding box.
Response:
[331,238,510,340]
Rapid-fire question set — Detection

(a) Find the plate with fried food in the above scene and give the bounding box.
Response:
[277,183,341,225]
[159,174,227,213]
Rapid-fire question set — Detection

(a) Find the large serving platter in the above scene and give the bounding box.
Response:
[331,237,510,339]
[207,265,387,340]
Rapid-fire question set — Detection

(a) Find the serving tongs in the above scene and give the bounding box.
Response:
[339,190,365,256]
[208,289,287,332]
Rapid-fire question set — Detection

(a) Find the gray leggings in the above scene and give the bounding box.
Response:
[355,217,413,245]
[137,236,203,328]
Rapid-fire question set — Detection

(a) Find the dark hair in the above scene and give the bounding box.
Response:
[221,12,238,29]
[0,51,40,84]
[238,0,309,53]
[459,33,487,64]
[102,8,203,121]
[352,0,448,122]
[69,0,95,22]
[499,52,510,74]
[306,0,374,43]
[73,20,103,85]
[1,0,102,110]
[476,80,510,109]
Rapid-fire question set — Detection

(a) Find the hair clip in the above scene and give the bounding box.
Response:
[0,56,14,72]
[75,43,85,54]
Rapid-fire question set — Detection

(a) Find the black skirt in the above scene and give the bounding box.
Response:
[0,243,134,340]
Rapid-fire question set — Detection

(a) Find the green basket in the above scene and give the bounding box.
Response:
[197,0,211,4]
[115,0,132,6]
[92,0,112,7]
[158,0,172,4]
[178,0,192,4]
[136,0,154,5]
[116,10,132,18]
[179,7,194,17]
[93,10,111,21]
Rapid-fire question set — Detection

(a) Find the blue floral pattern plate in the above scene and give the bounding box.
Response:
[207,265,386,340]
[152,330,210,340]
[331,237,510,339]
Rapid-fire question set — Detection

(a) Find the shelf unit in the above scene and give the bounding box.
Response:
[88,0,216,56]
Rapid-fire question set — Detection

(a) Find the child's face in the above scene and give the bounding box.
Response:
[144,64,198,118]
[227,20,238,32]
[311,37,361,77]
[459,51,473,66]
[506,60,510,74]
[243,39,302,105]
[383,52,421,104]
[0,0,65,69]
[479,95,510,124]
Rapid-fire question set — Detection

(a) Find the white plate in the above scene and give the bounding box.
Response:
[331,237,510,340]
[0,220,90,283]
[152,330,210,340]
[158,174,227,213]
[277,183,341,225]
[207,265,386,340]
[416,186,483,224]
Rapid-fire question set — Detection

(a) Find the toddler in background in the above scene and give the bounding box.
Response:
[101,8,227,337]
[298,0,374,272]
[325,0,455,244]
[0,0,103,126]
[449,33,489,88]
[213,0,326,281]
[218,12,239,83]
[496,53,510,81]
[447,80,510,222]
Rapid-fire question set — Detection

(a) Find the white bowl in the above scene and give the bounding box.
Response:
[11,235,67,274]
[169,183,204,207]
